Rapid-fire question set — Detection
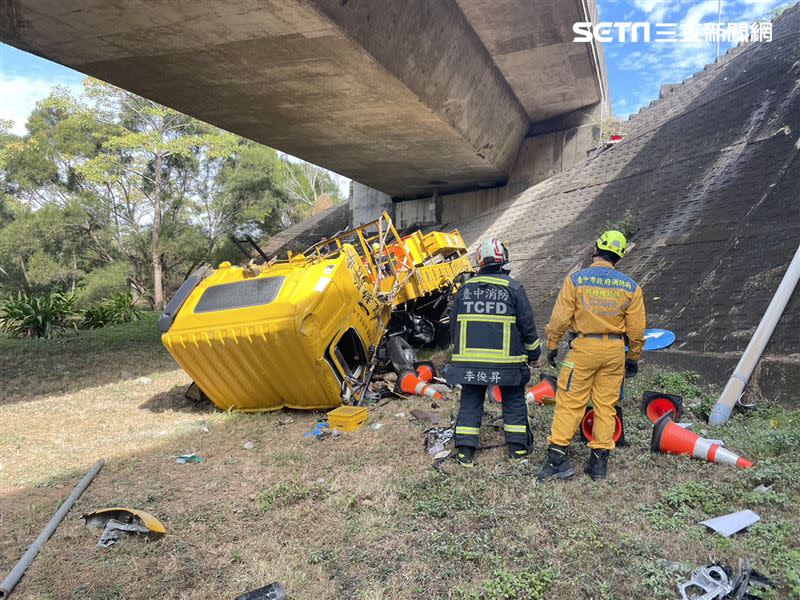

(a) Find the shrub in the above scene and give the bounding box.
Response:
[0,291,79,338]
[81,291,142,329]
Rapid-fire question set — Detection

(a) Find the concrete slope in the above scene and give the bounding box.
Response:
[455,6,800,398]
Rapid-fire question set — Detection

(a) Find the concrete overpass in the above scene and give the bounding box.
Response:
[1,0,607,203]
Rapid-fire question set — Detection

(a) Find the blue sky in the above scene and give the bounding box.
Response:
[0,1,791,132]
[598,0,789,118]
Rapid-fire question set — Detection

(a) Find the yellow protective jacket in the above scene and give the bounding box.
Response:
[545,258,646,360]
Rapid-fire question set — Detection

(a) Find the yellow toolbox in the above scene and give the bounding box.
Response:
[327,406,369,432]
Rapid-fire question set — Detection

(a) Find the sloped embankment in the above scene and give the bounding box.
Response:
[455,6,800,400]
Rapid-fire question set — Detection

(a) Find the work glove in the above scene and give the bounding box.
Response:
[527,348,541,365]
[547,349,558,369]
[625,359,638,379]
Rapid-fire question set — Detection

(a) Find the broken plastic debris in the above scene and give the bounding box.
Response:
[175,453,205,464]
[83,507,166,548]
[393,412,406,418]
[303,421,329,437]
[700,509,760,537]
[243,441,255,450]
[676,422,692,429]
[752,484,772,494]
[370,423,383,430]
[135,376,152,385]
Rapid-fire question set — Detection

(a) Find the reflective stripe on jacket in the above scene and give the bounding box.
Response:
[448,269,540,381]
[545,258,646,360]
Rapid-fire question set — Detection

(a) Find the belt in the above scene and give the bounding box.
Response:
[578,333,624,340]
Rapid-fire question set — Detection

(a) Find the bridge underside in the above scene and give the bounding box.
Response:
[0,0,604,198]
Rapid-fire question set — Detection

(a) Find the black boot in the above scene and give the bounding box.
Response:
[536,444,575,481]
[455,446,475,468]
[585,449,609,481]
[507,443,530,460]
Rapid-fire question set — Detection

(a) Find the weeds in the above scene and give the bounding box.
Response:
[458,567,558,600]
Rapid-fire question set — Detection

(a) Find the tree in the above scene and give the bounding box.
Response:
[0,80,347,305]
[278,158,345,214]
[75,80,238,309]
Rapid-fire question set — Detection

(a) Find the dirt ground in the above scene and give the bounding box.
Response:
[1,315,798,599]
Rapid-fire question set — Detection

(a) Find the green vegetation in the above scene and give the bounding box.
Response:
[0,290,79,338]
[0,81,344,311]
[600,208,639,240]
[0,289,142,338]
[2,330,799,598]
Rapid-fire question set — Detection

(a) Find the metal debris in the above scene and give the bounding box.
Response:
[679,559,771,600]
[424,424,454,456]
[679,565,732,600]
[700,509,760,537]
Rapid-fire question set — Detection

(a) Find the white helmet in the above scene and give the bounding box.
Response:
[475,238,509,268]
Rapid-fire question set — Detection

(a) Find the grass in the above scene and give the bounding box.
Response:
[1,324,799,599]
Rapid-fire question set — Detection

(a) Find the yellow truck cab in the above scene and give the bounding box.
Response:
[159,213,471,412]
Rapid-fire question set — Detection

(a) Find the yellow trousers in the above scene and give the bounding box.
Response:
[548,337,625,450]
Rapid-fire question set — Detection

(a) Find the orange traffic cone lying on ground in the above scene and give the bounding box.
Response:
[525,374,557,405]
[398,370,443,401]
[487,384,502,404]
[413,361,436,383]
[651,411,753,469]
[641,391,683,423]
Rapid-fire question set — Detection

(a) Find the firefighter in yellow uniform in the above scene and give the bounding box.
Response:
[537,230,646,482]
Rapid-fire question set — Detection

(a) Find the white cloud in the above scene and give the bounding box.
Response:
[0,75,83,135]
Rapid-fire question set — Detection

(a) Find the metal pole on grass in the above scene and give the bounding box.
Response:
[0,459,105,598]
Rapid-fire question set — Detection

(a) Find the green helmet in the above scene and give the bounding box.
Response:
[596,230,627,259]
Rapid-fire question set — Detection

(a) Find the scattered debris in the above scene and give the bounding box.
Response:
[303,421,329,437]
[197,420,209,433]
[83,508,166,548]
[410,409,440,425]
[679,565,732,600]
[678,559,771,600]
[370,422,383,431]
[243,441,255,451]
[175,453,205,464]
[701,509,760,537]
[424,424,454,456]
[752,484,772,494]
[430,402,440,409]
[235,581,287,600]
[382,372,398,383]
[393,412,406,418]
[277,417,294,426]
[135,376,152,385]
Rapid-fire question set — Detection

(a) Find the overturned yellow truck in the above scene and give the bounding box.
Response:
[158,213,472,411]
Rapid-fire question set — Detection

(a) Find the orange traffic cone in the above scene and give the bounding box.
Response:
[525,374,557,405]
[413,361,436,383]
[580,407,623,444]
[487,384,502,404]
[641,391,683,423]
[651,411,753,468]
[398,370,443,401]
